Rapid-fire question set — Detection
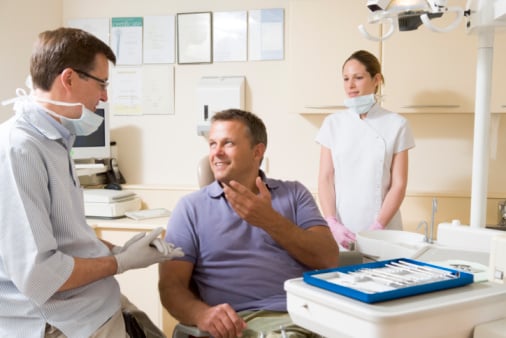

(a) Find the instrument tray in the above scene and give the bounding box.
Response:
[303,258,473,303]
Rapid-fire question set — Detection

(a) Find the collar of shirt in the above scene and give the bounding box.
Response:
[208,170,279,198]
[23,104,75,149]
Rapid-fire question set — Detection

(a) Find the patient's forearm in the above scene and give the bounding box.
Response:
[161,285,207,325]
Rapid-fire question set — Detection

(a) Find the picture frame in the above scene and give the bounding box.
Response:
[177,12,212,64]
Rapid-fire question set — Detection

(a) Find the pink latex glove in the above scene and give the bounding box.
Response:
[368,220,384,231]
[325,216,356,249]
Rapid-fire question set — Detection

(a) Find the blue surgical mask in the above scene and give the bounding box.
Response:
[35,97,104,136]
[344,94,376,115]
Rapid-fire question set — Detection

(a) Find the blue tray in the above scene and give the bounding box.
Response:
[303,258,474,303]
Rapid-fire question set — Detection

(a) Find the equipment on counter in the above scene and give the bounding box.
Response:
[83,189,141,219]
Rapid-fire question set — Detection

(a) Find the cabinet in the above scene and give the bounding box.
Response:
[381,2,477,113]
[287,0,380,114]
[89,217,178,337]
[491,32,506,113]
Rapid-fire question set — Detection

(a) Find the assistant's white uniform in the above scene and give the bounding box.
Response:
[316,103,415,233]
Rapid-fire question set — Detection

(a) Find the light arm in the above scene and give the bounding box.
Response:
[318,146,337,219]
[376,150,409,227]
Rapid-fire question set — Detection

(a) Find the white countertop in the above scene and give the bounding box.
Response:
[87,215,169,230]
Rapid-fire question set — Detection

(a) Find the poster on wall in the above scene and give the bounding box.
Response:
[143,15,175,64]
[213,11,247,62]
[177,12,212,64]
[111,17,143,65]
[248,8,284,61]
[142,65,175,115]
[109,66,142,116]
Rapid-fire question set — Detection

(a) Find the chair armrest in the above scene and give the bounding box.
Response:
[172,323,209,338]
[338,251,363,267]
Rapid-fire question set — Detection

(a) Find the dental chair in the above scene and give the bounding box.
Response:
[197,155,214,188]
[170,156,363,338]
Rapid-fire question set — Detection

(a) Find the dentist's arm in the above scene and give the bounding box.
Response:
[58,228,183,291]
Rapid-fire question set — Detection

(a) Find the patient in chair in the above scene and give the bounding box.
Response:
[158,109,339,338]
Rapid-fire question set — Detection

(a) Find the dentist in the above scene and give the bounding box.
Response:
[0,27,182,338]
[316,50,415,250]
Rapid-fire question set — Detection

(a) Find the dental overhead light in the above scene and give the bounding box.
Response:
[360,0,506,229]
[359,0,464,41]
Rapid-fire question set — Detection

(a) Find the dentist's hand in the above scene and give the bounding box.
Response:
[326,216,356,249]
[111,232,145,254]
[114,227,184,274]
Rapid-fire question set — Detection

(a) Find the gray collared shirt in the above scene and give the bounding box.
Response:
[0,102,120,338]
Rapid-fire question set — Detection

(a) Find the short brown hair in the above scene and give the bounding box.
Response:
[211,109,268,148]
[30,27,116,91]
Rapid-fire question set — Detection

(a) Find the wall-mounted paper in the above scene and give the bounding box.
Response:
[143,15,175,64]
[249,8,284,61]
[111,17,143,65]
[68,18,110,45]
[142,65,174,115]
[110,66,142,115]
[213,11,247,62]
[177,12,212,64]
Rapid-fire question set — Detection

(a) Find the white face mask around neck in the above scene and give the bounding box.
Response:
[2,83,104,136]
[34,97,104,136]
[344,93,376,115]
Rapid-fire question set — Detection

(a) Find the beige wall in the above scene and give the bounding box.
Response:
[0,0,62,121]
[2,0,506,229]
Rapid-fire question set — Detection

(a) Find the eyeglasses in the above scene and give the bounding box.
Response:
[73,69,109,89]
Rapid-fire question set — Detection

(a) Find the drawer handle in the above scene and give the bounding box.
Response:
[401,105,460,109]
[304,105,346,110]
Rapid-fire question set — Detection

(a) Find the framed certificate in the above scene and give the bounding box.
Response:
[177,12,212,64]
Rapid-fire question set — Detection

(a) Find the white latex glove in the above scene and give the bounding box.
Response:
[368,220,384,231]
[326,216,356,249]
[111,232,145,254]
[114,227,184,274]
[150,238,185,258]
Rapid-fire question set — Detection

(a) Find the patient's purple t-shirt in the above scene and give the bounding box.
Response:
[165,174,326,312]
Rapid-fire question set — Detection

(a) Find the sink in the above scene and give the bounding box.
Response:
[355,228,492,282]
[356,230,430,261]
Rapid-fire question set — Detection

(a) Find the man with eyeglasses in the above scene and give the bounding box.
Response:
[0,27,182,338]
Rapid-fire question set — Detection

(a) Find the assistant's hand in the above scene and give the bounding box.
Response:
[326,216,356,249]
[114,227,184,274]
[368,220,384,231]
[196,303,247,338]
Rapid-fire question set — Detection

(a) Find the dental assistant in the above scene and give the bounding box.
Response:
[316,50,415,249]
[0,27,182,338]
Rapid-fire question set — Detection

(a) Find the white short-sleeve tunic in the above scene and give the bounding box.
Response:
[316,103,415,233]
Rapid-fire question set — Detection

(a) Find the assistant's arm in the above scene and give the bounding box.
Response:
[318,146,337,219]
[376,150,409,227]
